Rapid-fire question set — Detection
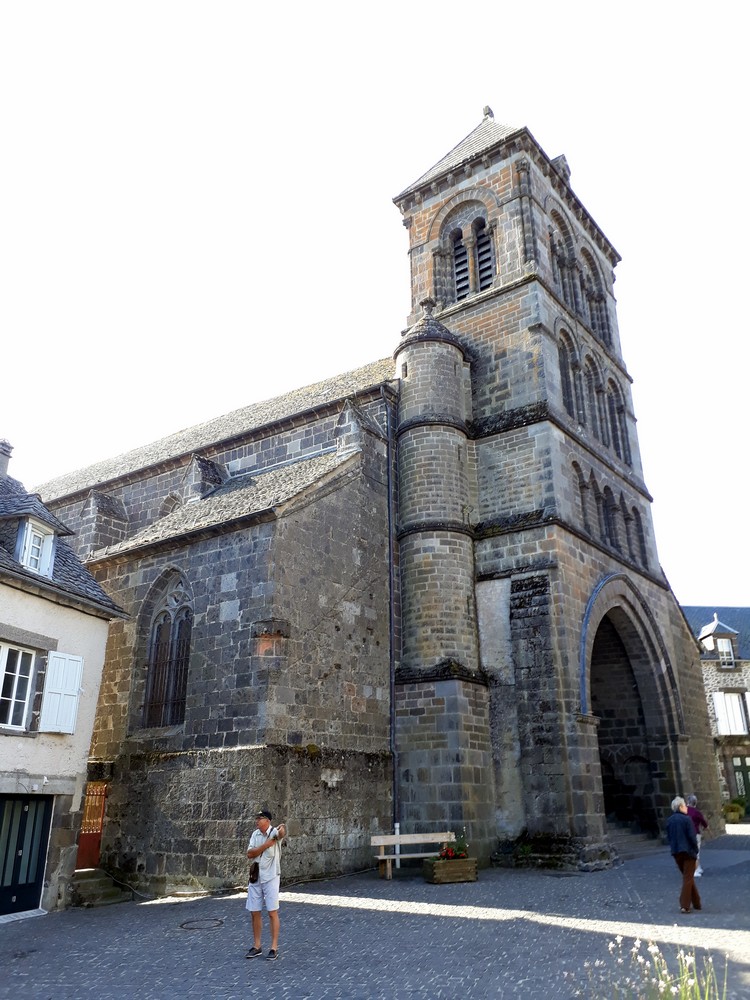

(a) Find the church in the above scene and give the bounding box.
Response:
[39,110,720,891]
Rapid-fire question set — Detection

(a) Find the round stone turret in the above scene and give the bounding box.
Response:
[395,305,479,675]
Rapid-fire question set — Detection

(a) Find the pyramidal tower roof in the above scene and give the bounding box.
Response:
[394,107,523,202]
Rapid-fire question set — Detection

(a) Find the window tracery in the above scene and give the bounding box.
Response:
[143,576,193,728]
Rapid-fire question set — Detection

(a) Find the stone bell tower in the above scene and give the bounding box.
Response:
[392,110,719,864]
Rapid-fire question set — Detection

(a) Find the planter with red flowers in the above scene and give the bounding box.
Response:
[423,831,477,884]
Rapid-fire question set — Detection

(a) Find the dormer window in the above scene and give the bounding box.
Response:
[19,519,55,577]
[718,637,736,668]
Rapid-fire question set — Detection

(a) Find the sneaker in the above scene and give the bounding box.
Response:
[680,907,690,913]
[267,949,279,961]
[245,947,262,959]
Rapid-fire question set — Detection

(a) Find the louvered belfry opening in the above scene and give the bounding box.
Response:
[475,219,493,290]
[452,231,469,301]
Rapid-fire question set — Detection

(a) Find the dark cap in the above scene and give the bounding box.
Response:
[256,809,272,821]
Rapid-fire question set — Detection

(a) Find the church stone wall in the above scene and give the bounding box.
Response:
[268,449,392,753]
[100,743,391,893]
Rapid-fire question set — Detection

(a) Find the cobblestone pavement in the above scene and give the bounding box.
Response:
[3,830,750,999]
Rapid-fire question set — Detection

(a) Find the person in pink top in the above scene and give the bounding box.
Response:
[686,794,709,876]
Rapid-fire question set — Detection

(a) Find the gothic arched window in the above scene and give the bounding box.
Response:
[144,581,193,728]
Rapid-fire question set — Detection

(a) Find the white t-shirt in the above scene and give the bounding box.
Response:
[247,827,281,882]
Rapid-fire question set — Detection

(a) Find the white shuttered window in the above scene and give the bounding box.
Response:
[712,691,749,736]
[39,652,83,733]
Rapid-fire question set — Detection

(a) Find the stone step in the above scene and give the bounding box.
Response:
[606,825,664,861]
[71,868,133,908]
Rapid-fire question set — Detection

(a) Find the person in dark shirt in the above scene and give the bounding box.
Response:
[666,795,701,913]
[686,794,709,876]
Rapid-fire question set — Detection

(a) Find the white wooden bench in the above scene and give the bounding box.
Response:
[371,831,456,880]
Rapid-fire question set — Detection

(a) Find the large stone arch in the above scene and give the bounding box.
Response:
[579,573,684,835]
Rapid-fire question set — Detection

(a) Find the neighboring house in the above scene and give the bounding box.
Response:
[683,607,750,802]
[0,440,124,916]
[37,111,720,894]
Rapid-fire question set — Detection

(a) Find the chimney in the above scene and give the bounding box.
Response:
[0,440,12,478]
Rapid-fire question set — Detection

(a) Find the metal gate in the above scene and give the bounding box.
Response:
[0,795,53,915]
[76,781,108,870]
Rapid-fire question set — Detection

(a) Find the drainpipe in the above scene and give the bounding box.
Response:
[381,387,399,832]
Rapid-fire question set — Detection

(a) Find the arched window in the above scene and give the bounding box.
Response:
[602,487,620,551]
[549,213,576,312]
[579,249,611,345]
[583,358,602,440]
[573,462,591,532]
[631,508,648,567]
[144,579,193,728]
[439,203,496,306]
[559,339,575,418]
[473,218,494,291]
[606,380,631,465]
[621,497,635,561]
[452,229,470,301]
[160,494,183,518]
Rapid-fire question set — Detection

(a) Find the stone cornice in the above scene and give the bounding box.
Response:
[397,519,474,541]
[396,414,469,439]
[395,658,489,688]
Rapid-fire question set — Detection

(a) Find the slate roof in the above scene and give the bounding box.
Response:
[394,110,523,201]
[0,475,72,535]
[37,358,395,503]
[0,475,124,615]
[88,450,357,561]
[682,606,750,660]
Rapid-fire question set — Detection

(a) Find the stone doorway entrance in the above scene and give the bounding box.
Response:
[590,613,659,836]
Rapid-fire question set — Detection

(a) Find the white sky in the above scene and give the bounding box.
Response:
[1,2,746,607]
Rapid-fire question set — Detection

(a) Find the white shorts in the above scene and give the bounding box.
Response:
[246,874,280,912]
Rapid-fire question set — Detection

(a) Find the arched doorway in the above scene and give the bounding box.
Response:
[591,615,658,834]
[581,575,684,840]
